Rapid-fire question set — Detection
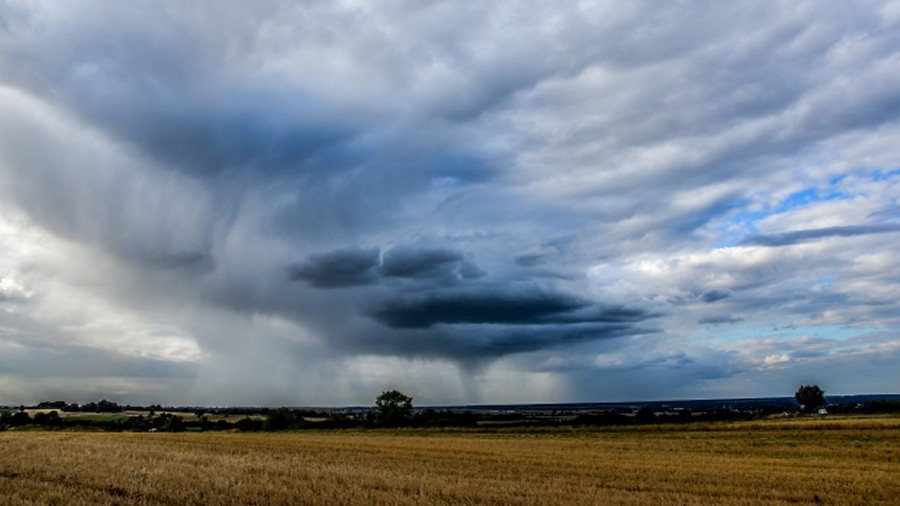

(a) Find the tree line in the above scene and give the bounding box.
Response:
[4,386,899,432]
[0,391,474,432]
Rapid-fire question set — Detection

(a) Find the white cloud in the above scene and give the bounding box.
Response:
[763,354,791,367]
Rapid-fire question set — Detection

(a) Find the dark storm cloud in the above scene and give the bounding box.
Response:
[367,289,651,329]
[476,323,656,356]
[286,247,381,288]
[742,224,900,247]
[380,246,484,281]
[281,243,658,360]
[357,307,657,361]
[288,245,485,289]
[368,290,582,328]
[380,247,461,278]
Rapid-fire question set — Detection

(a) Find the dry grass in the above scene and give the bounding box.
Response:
[1,416,898,505]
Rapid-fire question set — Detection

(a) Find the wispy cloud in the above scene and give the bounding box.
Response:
[742,224,900,246]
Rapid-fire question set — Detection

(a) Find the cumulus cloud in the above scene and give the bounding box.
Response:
[1,0,899,405]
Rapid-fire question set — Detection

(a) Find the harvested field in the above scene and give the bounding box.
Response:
[1,417,898,505]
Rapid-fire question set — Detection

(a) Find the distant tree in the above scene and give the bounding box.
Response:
[32,411,61,427]
[235,417,263,432]
[415,408,478,428]
[161,415,184,432]
[61,402,80,412]
[36,400,68,409]
[151,413,172,431]
[372,390,413,427]
[123,415,149,431]
[96,399,122,413]
[634,407,657,424]
[8,411,31,427]
[263,408,304,431]
[795,385,826,413]
[864,400,900,414]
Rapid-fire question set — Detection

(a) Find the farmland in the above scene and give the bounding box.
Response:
[1,416,898,505]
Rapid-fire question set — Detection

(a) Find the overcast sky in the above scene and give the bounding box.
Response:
[1,1,899,406]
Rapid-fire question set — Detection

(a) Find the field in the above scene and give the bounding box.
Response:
[1,416,898,505]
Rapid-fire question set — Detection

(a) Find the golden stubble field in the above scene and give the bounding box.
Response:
[1,417,898,505]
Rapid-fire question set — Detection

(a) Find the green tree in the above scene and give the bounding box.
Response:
[161,414,184,432]
[235,417,263,431]
[263,408,304,431]
[32,411,61,427]
[96,399,122,413]
[372,390,413,427]
[8,411,32,427]
[795,384,826,413]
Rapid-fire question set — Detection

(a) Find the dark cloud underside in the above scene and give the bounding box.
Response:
[287,247,381,288]
[367,290,651,329]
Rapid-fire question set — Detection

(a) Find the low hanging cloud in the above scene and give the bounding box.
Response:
[288,245,485,289]
[286,246,656,359]
[365,289,655,357]
[380,246,484,282]
[368,289,586,329]
[287,247,382,288]
[279,242,659,365]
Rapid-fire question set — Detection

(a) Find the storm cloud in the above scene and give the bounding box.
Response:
[380,246,484,282]
[369,290,586,329]
[287,247,382,288]
[287,245,485,288]
[1,1,899,405]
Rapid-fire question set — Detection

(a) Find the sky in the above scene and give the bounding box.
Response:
[1,1,899,407]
